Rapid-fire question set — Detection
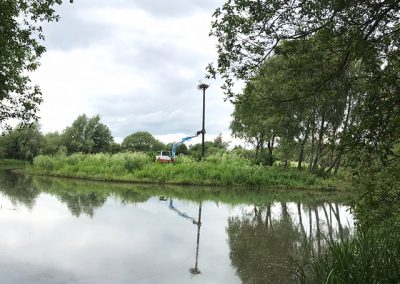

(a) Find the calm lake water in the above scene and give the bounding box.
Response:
[0,169,354,284]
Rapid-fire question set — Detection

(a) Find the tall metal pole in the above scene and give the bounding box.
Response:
[198,83,209,160]
[201,87,206,158]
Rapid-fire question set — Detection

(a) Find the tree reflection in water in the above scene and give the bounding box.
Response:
[227,202,353,284]
[0,174,152,218]
[0,170,39,209]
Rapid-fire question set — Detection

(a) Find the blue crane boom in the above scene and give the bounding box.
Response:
[155,131,202,163]
[171,132,201,159]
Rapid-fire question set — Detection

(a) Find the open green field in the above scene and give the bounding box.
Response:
[26,152,350,190]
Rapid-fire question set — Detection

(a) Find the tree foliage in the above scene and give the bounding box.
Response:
[213,0,400,229]
[42,131,63,155]
[208,0,400,99]
[0,0,63,126]
[1,123,44,162]
[62,114,113,154]
[121,131,164,152]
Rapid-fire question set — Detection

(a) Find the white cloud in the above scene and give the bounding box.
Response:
[30,0,245,147]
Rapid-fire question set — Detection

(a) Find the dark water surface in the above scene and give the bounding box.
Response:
[0,170,354,284]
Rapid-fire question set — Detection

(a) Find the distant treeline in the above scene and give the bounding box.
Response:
[0,114,237,163]
[1,113,329,168]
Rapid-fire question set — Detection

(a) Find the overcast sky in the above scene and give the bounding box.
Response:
[30,0,241,145]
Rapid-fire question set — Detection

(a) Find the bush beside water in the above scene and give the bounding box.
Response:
[30,152,337,189]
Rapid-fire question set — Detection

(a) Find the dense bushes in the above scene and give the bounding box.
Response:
[33,152,152,176]
[30,152,335,189]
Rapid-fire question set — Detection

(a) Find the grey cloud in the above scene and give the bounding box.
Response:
[70,0,225,18]
[98,93,205,138]
[115,42,204,73]
[42,4,113,51]
[99,94,230,140]
[128,0,225,17]
[43,0,225,50]
[38,0,233,140]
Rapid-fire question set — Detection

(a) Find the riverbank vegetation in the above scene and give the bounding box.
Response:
[1,112,351,189]
[28,152,347,189]
[308,229,400,283]
[0,159,27,169]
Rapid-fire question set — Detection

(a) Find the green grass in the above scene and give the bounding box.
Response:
[27,152,349,190]
[0,159,28,169]
[304,229,400,283]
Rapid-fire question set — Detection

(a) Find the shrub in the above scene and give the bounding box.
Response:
[122,152,152,172]
[33,155,55,172]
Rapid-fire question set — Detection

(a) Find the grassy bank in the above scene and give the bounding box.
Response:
[27,152,348,190]
[0,159,28,169]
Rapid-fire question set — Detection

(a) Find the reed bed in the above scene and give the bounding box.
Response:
[29,152,338,189]
[308,230,400,283]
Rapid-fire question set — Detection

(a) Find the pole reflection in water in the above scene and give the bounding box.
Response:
[162,197,203,276]
[190,201,202,275]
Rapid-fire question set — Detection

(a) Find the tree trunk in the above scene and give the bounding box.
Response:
[267,133,275,166]
[283,159,288,169]
[309,94,317,170]
[333,157,341,174]
[298,120,311,169]
[326,94,353,173]
[312,115,326,171]
[298,146,305,169]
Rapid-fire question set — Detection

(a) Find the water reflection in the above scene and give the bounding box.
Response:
[0,170,39,209]
[227,202,353,283]
[161,198,203,276]
[190,202,202,276]
[0,171,353,283]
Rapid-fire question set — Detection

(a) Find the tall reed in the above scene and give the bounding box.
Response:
[304,229,400,283]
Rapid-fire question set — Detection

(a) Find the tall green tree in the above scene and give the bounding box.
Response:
[231,37,363,171]
[230,85,276,165]
[122,131,164,152]
[0,0,64,126]
[4,124,44,162]
[62,114,113,154]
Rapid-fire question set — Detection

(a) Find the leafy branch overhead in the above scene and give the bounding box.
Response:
[208,0,400,99]
[0,0,63,126]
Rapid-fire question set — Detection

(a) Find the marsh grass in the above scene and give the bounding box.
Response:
[300,230,400,283]
[30,152,344,189]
